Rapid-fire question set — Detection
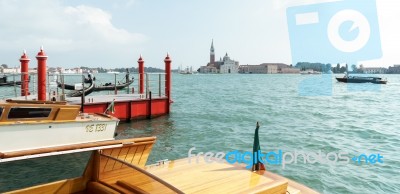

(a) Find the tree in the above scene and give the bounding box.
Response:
[351,64,357,73]
[340,66,347,73]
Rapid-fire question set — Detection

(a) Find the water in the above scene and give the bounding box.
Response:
[1,73,400,193]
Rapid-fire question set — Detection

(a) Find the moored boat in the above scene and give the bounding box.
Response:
[0,99,119,153]
[94,79,134,91]
[1,123,319,194]
[0,75,23,86]
[66,78,95,97]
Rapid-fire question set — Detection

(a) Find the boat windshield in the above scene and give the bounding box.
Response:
[8,107,52,119]
[0,152,91,193]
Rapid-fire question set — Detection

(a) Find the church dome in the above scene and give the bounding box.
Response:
[223,53,230,61]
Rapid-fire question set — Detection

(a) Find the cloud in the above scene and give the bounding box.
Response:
[0,0,146,53]
[64,5,145,45]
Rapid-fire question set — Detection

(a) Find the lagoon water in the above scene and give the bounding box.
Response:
[1,73,400,193]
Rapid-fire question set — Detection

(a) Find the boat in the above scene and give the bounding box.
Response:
[58,79,133,92]
[0,75,23,86]
[57,74,95,89]
[179,66,193,74]
[107,71,120,74]
[336,75,387,84]
[56,80,76,90]
[66,77,95,97]
[300,69,321,75]
[58,73,133,92]
[94,79,134,91]
[1,123,319,194]
[0,99,119,153]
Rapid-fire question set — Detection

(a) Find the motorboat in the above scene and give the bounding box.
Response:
[1,123,320,194]
[336,76,387,84]
[0,99,119,153]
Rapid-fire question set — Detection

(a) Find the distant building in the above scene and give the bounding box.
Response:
[239,63,299,74]
[388,65,400,74]
[1,66,20,73]
[62,68,83,74]
[239,64,277,74]
[362,67,387,74]
[199,40,239,74]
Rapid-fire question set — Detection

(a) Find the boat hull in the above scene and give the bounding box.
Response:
[336,77,387,84]
[0,118,118,152]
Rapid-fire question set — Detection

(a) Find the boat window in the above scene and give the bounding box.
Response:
[8,107,52,119]
[0,107,3,118]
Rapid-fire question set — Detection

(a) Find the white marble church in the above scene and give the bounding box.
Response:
[199,40,239,74]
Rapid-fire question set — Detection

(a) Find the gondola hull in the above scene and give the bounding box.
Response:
[94,80,134,91]
[66,80,95,97]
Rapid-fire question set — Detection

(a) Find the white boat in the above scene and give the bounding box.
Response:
[179,66,194,74]
[300,69,321,75]
[0,99,119,153]
[107,71,120,74]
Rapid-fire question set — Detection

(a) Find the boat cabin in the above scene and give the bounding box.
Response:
[0,100,80,123]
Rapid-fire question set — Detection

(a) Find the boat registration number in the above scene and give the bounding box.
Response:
[85,124,107,132]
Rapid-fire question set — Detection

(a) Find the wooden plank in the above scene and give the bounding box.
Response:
[131,145,145,165]
[54,108,80,120]
[145,157,292,194]
[86,182,120,194]
[1,137,154,159]
[4,177,86,194]
[116,180,148,194]
[138,145,153,167]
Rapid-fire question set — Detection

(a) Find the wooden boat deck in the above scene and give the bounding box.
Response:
[146,158,293,194]
[97,156,318,194]
[3,137,319,194]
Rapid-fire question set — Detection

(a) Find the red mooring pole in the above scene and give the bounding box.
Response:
[164,53,171,113]
[138,55,144,94]
[36,47,48,101]
[19,50,30,96]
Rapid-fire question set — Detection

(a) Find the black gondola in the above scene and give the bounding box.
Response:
[57,81,75,90]
[66,78,95,97]
[0,75,22,86]
[94,79,134,91]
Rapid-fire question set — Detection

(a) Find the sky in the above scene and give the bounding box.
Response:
[0,0,399,69]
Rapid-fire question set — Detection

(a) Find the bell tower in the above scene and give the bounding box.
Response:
[210,39,215,64]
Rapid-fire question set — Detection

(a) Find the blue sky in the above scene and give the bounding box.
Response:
[0,0,399,69]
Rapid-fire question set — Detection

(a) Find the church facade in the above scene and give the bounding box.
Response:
[199,40,239,74]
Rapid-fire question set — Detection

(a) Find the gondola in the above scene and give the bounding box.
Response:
[0,81,22,86]
[94,79,134,91]
[0,75,22,86]
[66,78,95,97]
[57,79,134,91]
[56,81,76,90]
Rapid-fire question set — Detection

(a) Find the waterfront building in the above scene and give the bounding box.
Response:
[1,66,21,73]
[388,65,400,74]
[239,63,298,74]
[199,40,239,74]
[362,67,387,74]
